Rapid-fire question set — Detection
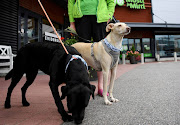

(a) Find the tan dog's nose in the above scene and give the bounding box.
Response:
[126,27,131,32]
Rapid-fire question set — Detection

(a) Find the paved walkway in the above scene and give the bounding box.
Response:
[1,61,180,125]
[64,61,180,125]
[0,63,139,125]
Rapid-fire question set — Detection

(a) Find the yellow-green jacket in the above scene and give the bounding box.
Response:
[68,0,116,23]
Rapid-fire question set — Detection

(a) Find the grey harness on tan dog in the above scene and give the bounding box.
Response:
[91,38,122,71]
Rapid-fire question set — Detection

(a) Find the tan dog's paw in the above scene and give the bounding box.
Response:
[110,97,119,103]
[104,99,112,105]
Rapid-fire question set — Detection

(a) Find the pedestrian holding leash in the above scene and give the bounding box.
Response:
[68,0,116,96]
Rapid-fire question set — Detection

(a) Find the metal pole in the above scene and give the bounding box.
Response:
[141,53,144,64]
[174,52,177,62]
[122,54,126,65]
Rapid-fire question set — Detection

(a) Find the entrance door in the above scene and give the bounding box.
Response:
[135,39,141,52]
[128,39,141,52]
[18,10,40,49]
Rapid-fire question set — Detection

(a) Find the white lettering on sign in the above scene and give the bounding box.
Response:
[45,32,60,42]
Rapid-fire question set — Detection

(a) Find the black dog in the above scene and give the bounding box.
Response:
[4,41,95,124]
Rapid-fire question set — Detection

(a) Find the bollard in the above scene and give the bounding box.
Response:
[141,53,144,64]
[174,52,177,62]
[122,54,126,65]
[157,54,160,61]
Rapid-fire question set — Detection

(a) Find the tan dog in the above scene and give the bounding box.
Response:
[72,23,130,105]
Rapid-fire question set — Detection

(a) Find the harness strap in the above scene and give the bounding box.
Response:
[91,43,102,71]
[104,38,122,52]
[102,39,121,69]
[90,39,121,70]
[65,55,88,73]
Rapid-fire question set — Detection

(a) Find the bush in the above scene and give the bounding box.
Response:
[63,36,78,46]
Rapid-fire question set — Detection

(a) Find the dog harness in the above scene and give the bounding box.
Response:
[91,38,122,71]
[65,55,88,73]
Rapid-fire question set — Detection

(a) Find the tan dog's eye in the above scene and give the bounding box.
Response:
[118,25,122,27]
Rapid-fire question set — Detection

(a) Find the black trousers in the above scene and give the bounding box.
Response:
[75,15,107,43]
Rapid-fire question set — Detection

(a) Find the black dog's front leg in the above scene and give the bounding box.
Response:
[49,81,72,122]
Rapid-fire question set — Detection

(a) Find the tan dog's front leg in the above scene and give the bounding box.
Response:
[103,69,112,105]
[109,64,119,103]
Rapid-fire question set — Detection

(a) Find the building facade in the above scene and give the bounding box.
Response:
[0,0,180,61]
[114,0,180,61]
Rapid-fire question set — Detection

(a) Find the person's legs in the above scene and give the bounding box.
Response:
[97,71,103,96]
[75,16,92,42]
[91,17,109,96]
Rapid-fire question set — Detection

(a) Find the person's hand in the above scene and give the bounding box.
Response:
[70,22,76,31]
[107,19,111,24]
[70,22,76,36]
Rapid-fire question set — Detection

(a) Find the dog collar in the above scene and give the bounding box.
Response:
[104,38,122,52]
[65,55,88,73]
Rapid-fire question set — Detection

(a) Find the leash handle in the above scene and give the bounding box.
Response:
[37,0,69,54]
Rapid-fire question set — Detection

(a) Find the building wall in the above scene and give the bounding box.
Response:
[114,0,152,23]
[152,0,180,24]
[126,30,154,38]
[19,0,66,24]
[0,0,18,54]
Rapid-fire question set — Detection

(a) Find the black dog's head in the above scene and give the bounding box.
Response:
[61,83,96,124]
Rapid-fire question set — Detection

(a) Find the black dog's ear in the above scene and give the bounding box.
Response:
[61,86,69,100]
[89,85,96,99]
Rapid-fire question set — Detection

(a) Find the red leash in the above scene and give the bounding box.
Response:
[37,0,69,55]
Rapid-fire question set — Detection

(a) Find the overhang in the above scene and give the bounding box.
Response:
[125,22,180,29]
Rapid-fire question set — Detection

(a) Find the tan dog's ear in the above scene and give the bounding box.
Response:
[106,23,114,32]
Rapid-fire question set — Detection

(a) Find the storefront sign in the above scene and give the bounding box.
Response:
[126,0,146,9]
[144,53,152,57]
[45,32,60,42]
[115,0,146,9]
[116,0,124,6]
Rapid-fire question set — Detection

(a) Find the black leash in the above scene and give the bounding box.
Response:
[64,27,91,43]
[64,16,119,43]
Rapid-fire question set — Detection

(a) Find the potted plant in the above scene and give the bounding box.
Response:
[63,36,78,46]
[126,45,141,64]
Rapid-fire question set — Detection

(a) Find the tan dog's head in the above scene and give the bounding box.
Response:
[106,22,131,35]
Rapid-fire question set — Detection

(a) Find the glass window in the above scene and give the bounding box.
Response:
[20,14,25,47]
[128,39,134,50]
[27,16,39,43]
[142,38,152,57]
[135,39,141,52]
[171,35,180,56]
[122,38,128,51]
[155,35,180,57]
[42,19,63,42]
[122,38,153,58]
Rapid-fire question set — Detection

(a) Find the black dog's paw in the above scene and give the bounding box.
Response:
[4,102,11,109]
[62,114,73,122]
[22,101,30,107]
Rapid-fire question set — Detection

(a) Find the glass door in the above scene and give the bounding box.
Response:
[128,39,134,50]
[135,39,141,52]
[19,14,25,47]
[18,10,40,49]
[142,38,152,57]
[27,16,39,43]
[128,39,141,52]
